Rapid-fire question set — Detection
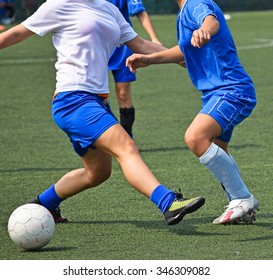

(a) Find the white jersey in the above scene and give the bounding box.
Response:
[22,0,137,94]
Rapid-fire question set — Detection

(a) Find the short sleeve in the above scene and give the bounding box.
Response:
[187,1,217,27]
[22,0,62,36]
[115,6,138,45]
[127,0,145,16]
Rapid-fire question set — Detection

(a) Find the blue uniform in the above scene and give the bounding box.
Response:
[177,0,256,142]
[0,0,14,19]
[53,91,118,156]
[107,0,146,82]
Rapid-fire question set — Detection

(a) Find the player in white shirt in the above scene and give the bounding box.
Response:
[0,0,205,226]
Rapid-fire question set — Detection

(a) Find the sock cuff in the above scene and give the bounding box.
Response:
[38,185,63,210]
[150,185,175,213]
[119,107,135,115]
[199,142,219,165]
[150,185,167,204]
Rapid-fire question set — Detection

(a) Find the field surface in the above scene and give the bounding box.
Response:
[0,11,273,261]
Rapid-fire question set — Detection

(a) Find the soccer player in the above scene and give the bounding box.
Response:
[0,0,15,25]
[126,0,259,225]
[0,0,205,226]
[107,0,162,137]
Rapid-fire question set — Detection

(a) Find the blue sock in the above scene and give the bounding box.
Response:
[38,185,64,210]
[150,185,176,213]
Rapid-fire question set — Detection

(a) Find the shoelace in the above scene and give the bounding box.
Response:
[174,188,184,200]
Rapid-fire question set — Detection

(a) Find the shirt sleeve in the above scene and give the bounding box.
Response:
[115,5,138,45]
[22,0,62,36]
[188,0,217,27]
[127,0,146,17]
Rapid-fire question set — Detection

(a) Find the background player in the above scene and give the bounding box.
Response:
[107,0,162,137]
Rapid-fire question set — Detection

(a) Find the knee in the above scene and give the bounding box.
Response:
[115,137,139,162]
[117,90,129,102]
[123,138,139,155]
[116,84,130,102]
[184,130,204,157]
[85,167,112,187]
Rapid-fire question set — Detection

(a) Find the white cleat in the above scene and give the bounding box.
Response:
[213,195,259,225]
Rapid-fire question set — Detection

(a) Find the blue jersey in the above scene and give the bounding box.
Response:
[0,0,14,3]
[107,0,146,70]
[177,0,255,96]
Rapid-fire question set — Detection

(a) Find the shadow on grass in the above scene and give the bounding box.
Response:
[0,167,75,173]
[67,216,228,237]
[238,214,273,242]
[0,144,260,174]
[139,146,187,153]
[20,246,77,253]
[139,143,259,153]
[239,232,273,242]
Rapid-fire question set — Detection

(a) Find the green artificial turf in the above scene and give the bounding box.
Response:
[0,11,273,261]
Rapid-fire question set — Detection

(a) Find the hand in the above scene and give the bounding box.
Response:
[191,29,211,48]
[151,37,163,46]
[178,59,186,68]
[126,54,150,73]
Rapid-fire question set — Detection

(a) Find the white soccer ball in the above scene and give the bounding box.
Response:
[8,203,55,250]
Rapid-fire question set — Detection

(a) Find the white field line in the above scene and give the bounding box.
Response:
[0,57,56,64]
[237,39,273,50]
[0,39,272,65]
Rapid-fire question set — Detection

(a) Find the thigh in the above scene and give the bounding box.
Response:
[112,67,136,83]
[93,123,137,158]
[52,91,118,157]
[186,113,222,141]
[200,92,255,142]
[81,147,112,177]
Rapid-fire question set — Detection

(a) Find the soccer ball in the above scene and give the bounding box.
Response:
[8,203,55,250]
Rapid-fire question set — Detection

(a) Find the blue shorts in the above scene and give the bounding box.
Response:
[200,89,256,142]
[111,67,136,83]
[0,0,14,3]
[52,91,118,156]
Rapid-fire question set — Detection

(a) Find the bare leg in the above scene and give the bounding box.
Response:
[115,82,133,108]
[39,123,204,225]
[54,123,159,199]
[184,113,223,156]
[94,124,160,197]
[54,148,112,199]
[185,113,251,201]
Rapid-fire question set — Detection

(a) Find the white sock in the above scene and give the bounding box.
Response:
[199,143,251,201]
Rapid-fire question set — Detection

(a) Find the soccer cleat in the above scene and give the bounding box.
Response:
[47,206,68,224]
[164,192,205,226]
[27,197,68,223]
[213,195,259,225]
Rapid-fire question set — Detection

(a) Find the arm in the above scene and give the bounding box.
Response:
[191,15,220,48]
[136,11,162,45]
[125,35,166,55]
[126,45,185,73]
[0,24,34,49]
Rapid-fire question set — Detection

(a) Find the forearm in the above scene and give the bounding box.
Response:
[126,35,165,54]
[201,15,220,36]
[0,24,34,49]
[136,11,158,41]
[126,45,184,72]
[145,45,184,64]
